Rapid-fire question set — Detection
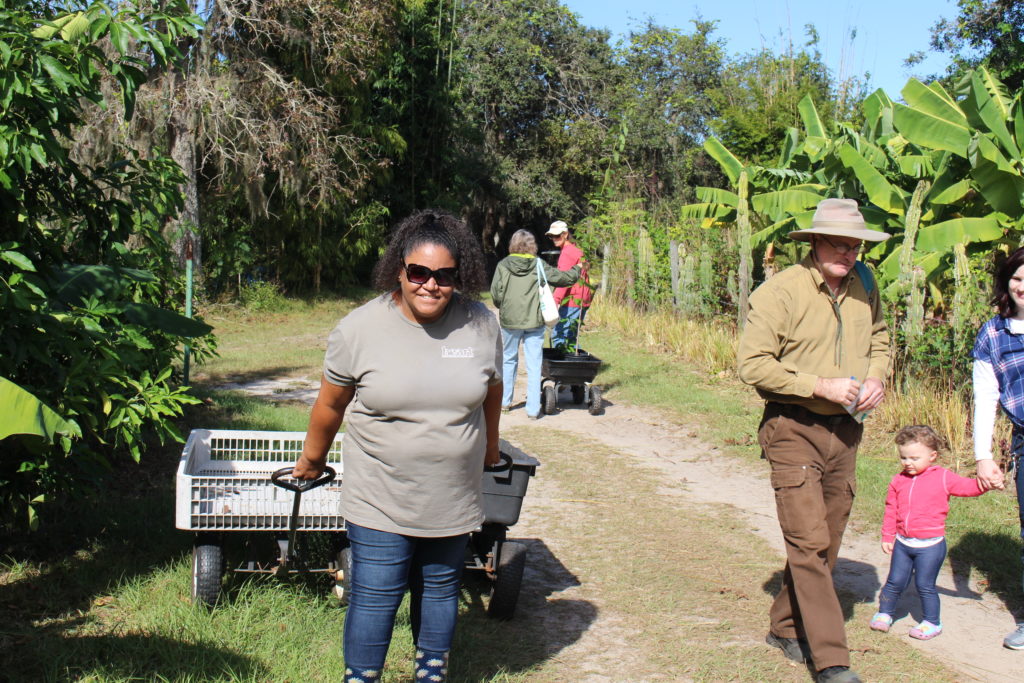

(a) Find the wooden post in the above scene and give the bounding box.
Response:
[669,239,680,311]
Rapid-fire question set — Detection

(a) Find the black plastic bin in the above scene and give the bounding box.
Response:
[541,347,602,385]
[482,441,540,526]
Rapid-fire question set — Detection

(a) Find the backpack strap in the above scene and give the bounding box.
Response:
[854,261,875,296]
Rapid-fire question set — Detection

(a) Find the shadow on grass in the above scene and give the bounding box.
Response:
[454,537,594,680]
[197,364,314,387]
[761,557,882,623]
[949,530,1024,620]
[19,633,268,682]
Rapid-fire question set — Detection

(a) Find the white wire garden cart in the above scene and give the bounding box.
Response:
[175,429,539,618]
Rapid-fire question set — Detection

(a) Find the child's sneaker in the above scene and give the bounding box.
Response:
[909,621,942,640]
[869,612,893,632]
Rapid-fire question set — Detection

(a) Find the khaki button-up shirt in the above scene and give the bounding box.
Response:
[737,255,891,416]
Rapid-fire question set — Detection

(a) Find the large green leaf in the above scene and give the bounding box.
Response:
[798,95,825,138]
[878,249,945,292]
[703,138,743,185]
[750,189,824,220]
[750,216,797,249]
[927,179,973,205]
[119,303,213,338]
[961,71,1017,157]
[695,186,739,206]
[837,143,904,213]
[778,127,799,168]
[862,89,894,139]
[902,79,965,125]
[0,377,79,442]
[893,103,971,157]
[55,264,158,305]
[678,202,735,222]
[969,136,1024,214]
[915,215,1004,252]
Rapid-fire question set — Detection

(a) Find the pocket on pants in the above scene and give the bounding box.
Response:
[771,465,807,490]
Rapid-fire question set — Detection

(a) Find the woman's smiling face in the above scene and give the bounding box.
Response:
[1010,263,1024,317]
[396,243,456,324]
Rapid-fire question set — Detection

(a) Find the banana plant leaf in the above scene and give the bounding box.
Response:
[778,127,799,168]
[837,143,906,213]
[862,89,895,139]
[119,303,213,338]
[961,70,1018,157]
[897,155,935,178]
[55,264,157,305]
[893,102,970,158]
[750,189,824,221]
[799,94,826,138]
[695,186,739,206]
[750,216,797,249]
[969,136,1024,215]
[877,246,945,284]
[915,215,1004,252]
[703,138,743,185]
[0,377,80,442]
[927,179,973,205]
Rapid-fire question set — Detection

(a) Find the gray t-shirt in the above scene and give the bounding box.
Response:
[324,293,502,536]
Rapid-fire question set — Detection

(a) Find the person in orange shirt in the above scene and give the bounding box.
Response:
[546,220,593,350]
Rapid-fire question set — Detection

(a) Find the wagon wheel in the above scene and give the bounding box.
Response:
[542,385,557,415]
[571,385,585,404]
[192,535,225,606]
[333,546,353,605]
[588,385,603,415]
[487,541,527,619]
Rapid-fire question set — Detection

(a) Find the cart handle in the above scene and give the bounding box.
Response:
[271,466,336,492]
[484,452,513,473]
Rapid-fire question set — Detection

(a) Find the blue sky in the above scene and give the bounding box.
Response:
[560,0,960,100]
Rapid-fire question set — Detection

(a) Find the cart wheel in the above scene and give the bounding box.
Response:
[542,385,557,415]
[487,541,527,619]
[333,546,353,605]
[571,385,585,404]
[588,385,604,415]
[192,540,224,606]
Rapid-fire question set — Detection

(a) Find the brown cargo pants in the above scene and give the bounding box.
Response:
[758,402,863,671]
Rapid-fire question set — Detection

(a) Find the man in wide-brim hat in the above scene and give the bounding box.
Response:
[737,198,892,683]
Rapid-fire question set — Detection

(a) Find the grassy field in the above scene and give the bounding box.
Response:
[0,291,1017,681]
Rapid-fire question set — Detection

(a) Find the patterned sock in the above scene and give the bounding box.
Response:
[344,665,380,683]
[414,649,449,682]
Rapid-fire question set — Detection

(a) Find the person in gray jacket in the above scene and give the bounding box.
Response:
[491,229,579,418]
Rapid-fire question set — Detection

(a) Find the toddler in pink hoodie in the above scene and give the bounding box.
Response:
[868,425,999,640]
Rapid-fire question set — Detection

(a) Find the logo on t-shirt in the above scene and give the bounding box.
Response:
[442,346,475,359]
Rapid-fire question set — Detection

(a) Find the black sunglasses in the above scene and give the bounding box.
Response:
[403,263,458,287]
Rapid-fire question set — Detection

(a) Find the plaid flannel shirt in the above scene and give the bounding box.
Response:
[972,314,1024,428]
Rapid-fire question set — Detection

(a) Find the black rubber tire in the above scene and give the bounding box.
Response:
[571,385,585,404]
[487,541,527,619]
[334,546,353,605]
[588,385,603,415]
[192,542,224,606]
[542,385,557,415]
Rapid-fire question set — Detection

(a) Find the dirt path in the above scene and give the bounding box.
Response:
[221,368,1023,681]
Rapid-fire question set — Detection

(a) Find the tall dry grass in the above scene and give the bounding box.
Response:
[587,299,737,375]
[589,299,1003,468]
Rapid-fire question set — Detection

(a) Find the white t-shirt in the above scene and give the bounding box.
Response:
[324,293,502,536]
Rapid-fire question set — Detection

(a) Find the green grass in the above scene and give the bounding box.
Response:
[1,293,1015,681]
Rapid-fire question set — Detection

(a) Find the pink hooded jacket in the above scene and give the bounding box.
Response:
[881,465,985,544]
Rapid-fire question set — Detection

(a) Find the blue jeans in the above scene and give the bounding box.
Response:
[552,305,587,349]
[1012,430,1024,595]
[501,326,544,417]
[878,538,947,624]
[343,522,468,672]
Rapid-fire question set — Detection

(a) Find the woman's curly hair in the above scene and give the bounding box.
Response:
[371,209,488,296]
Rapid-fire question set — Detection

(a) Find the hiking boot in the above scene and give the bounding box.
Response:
[1004,623,1024,650]
[816,666,862,683]
[909,620,942,640]
[765,632,810,664]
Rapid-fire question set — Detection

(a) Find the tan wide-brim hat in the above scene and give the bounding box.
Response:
[788,198,891,242]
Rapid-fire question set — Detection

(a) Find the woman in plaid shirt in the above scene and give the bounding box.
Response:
[972,245,1024,650]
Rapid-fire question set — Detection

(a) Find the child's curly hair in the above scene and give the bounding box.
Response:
[895,425,948,453]
[371,209,488,296]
